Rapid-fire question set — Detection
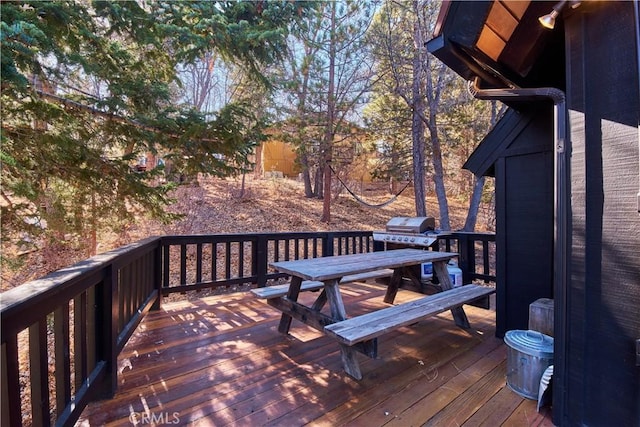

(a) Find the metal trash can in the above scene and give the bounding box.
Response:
[504,330,554,399]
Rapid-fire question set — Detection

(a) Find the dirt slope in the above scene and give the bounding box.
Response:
[2,176,482,290]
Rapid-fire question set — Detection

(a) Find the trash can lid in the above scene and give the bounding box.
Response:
[504,330,554,358]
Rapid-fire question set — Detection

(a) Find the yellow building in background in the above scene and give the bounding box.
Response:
[258,139,300,178]
[255,128,377,183]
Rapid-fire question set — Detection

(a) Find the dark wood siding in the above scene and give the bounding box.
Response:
[561,2,640,425]
[494,109,554,337]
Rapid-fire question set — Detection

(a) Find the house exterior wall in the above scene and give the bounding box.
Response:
[260,140,300,178]
[494,109,554,337]
[558,2,640,425]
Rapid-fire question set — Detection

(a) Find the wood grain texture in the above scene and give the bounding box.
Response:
[77,283,552,426]
[270,249,458,281]
[325,285,495,345]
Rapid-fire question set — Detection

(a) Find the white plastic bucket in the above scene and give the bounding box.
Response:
[421,262,433,280]
[421,263,463,287]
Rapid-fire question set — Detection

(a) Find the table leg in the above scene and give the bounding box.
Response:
[432,261,470,328]
[383,269,403,304]
[311,289,328,311]
[277,276,303,334]
[324,279,363,380]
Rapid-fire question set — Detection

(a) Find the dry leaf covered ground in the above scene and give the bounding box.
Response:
[2,175,487,290]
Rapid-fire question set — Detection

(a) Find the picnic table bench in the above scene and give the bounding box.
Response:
[324,284,495,346]
[251,268,393,299]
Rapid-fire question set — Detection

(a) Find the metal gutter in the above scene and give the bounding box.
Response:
[634,0,640,213]
[468,76,570,422]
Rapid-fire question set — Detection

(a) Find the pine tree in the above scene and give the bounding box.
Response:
[1,1,314,255]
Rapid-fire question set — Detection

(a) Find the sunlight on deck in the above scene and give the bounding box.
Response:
[77,282,553,426]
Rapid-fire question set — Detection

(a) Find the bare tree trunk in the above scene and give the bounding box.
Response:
[253,143,263,179]
[321,1,337,223]
[239,166,247,198]
[299,153,314,198]
[314,164,323,198]
[429,116,451,229]
[463,175,485,231]
[90,192,97,256]
[411,103,427,217]
[418,0,450,229]
[411,2,427,217]
[462,100,503,230]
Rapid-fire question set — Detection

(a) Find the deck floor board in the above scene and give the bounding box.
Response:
[78,282,554,426]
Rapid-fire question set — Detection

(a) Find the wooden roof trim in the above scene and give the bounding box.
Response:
[432,0,452,38]
[463,108,533,176]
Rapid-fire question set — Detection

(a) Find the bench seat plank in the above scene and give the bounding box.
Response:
[251,280,323,299]
[252,269,394,300]
[339,269,393,284]
[324,285,495,346]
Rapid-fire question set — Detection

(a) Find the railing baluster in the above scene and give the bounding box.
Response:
[180,244,187,286]
[54,305,71,415]
[284,239,290,261]
[225,242,232,279]
[86,286,96,375]
[483,240,490,282]
[196,243,203,284]
[118,270,125,333]
[126,264,134,321]
[212,242,218,283]
[29,317,50,427]
[163,244,170,289]
[238,241,245,278]
[74,292,87,391]
[274,239,280,262]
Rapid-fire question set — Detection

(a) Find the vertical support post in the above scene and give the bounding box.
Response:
[324,232,335,257]
[255,235,268,287]
[455,232,473,284]
[2,337,22,427]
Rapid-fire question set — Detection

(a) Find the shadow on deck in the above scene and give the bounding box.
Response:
[78,282,553,426]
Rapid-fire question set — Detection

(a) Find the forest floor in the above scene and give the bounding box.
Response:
[2,175,493,290]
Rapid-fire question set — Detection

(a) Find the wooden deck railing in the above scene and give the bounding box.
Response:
[436,232,497,284]
[159,231,376,294]
[0,230,494,426]
[0,237,161,427]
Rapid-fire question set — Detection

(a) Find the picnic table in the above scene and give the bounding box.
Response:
[253,248,495,379]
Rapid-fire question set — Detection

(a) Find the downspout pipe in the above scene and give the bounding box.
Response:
[634,0,640,213]
[468,76,569,421]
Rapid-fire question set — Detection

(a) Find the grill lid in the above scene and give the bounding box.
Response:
[385,217,435,233]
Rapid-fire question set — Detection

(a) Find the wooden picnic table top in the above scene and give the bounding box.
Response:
[269,248,458,282]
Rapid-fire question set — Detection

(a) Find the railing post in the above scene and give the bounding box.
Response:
[323,232,335,257]
[152,241,162,310]
[255,235,268,287]
[455,233,472,284]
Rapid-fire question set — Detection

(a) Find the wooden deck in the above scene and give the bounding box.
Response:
[77,282,554,426]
